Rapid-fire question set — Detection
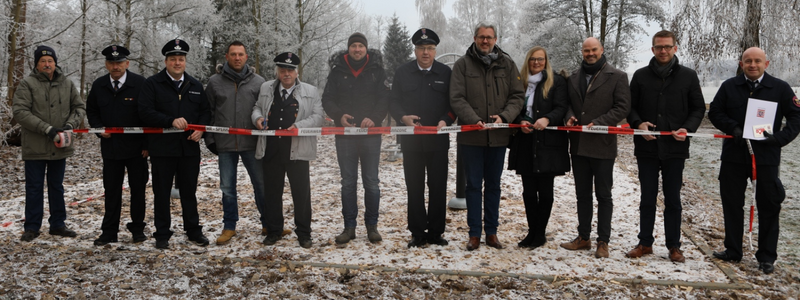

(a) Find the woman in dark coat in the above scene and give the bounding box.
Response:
[508,46,571,248]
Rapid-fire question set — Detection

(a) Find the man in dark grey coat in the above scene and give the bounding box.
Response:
[561,37,630,258]
[625,30,705,263]
[205,41,267,245]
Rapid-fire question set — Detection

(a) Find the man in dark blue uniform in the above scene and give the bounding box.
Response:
[138,39,212,249]
[389,28,455,248]
[87,45,150,246]
[709,47,800,274]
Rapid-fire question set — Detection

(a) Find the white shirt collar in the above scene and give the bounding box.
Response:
[745,73,764,83]
[280,82,297,96]
[417,63,432,72]
[110,71,128,86]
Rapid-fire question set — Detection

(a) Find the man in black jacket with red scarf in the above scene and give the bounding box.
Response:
[322,32,389,245]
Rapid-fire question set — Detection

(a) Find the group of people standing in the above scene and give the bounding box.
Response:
[11,24,798,275]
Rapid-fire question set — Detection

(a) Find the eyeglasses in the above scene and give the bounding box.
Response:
[476,35,496,41]
[653,45,674,52]
[529,57,546,63]
[415,46,436,52]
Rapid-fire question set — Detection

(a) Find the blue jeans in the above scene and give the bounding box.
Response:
[335,136,381,228]
[462,145,506,237]
[218,150,266,230]
[24,159,67,232]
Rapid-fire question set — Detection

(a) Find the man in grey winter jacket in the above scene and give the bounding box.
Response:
[12,45,85,242]
[205,41,267,245]
[252,52,324,248]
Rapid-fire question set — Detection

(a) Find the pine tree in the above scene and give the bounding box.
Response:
[382,14,413,83]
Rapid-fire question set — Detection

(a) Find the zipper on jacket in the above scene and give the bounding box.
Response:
[234,82,239,150]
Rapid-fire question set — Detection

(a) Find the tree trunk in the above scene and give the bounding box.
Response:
[599,0,609,45]
[581,0,591,37]
[80,0,88,100]
[737,0,761,75]
[6,0,27,109]
[613,0,625,65]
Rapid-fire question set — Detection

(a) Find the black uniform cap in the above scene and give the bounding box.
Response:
[412,28,440,46]
[102,45,130,62]
[161,39,189,56]
[274,52,300,69]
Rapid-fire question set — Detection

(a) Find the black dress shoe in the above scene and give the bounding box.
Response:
[49,226,78,238]
[20,230,40,242]
[298,237,312,249]
[155,240,169,249]
[407,236,427,248]
[94,235,118,246]
[262,234,281,245]
[131,232,147,243]
[712,250,741,262]
[427,235,449,246]
[188,234,209,246]
[759,262,775,274]
[518,234,535,248]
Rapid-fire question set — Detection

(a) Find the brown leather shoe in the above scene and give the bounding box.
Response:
[466,237,480,251]
[625,244,653,258]
[669,247,685,263]
[486,234,503,249]
[560,236,591,250]
[595,241,609,258]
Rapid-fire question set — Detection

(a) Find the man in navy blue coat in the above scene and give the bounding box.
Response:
[138,39,212,249]
[87,45,149,246]
[708,47,800,274]
[389,28,455,248]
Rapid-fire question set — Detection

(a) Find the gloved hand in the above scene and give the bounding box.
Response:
[206,143,218,155]
[732,127,744,146]
[763,130,779,146]
[47,127,61,142]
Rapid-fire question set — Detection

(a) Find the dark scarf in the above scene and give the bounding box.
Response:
[578,54,607,100]
[648,55,678,79]
[470,43,499,66]
[223,62,250,83]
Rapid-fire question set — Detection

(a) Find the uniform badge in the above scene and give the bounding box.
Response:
[794,96,800,108]
[285,53,293,63]
[174,45,182,50]
[421,29,428,40]
[112,51,119,57]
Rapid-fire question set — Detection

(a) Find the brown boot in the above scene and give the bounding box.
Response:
[486,234,503,249]
[669,247,685,263]
[466,237,480,251]
[625,244,653,258]
[595,241,609,258]
[560,236,591,250]
[215,229,236,245]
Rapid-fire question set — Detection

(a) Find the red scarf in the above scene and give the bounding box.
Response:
[344,54,369,78]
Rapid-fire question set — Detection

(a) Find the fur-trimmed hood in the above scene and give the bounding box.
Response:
[327,48,384,70]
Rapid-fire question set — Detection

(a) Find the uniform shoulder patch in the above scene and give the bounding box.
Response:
[794,95,800,108]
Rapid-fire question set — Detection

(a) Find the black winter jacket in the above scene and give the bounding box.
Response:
[627,57,706,160]
[709,72,800,165]
[389,60,455,152]
[87,71,148,160]
[322,49,389,129]
[138,69,211,157]
[508,72,570,176]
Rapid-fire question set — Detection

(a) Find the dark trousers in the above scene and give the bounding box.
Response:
[100,156,149,237]
[719,162,784,263]
[150,156,202,241]
[263,157,312,238]
[636,157,685,249]
[521,175,555,245]
[572,155,615,243]
[23,159,67,232]
[403,150,448,238]
[462,145,506,237]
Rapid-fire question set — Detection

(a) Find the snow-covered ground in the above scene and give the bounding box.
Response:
[0,123,798,298]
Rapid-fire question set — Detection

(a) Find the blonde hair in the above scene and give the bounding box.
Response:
[520,46,554,99]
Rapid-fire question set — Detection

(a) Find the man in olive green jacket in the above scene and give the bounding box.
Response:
[450,23,525,251]
[12,45,85,242]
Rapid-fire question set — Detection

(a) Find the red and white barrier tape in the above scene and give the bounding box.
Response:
[2,218,24,227]
[67,124,732,139]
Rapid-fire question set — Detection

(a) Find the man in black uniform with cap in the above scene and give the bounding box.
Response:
[252,52,324,248]
[138,39,211,249]
[87,45,150,246]
[389,28,455,248]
